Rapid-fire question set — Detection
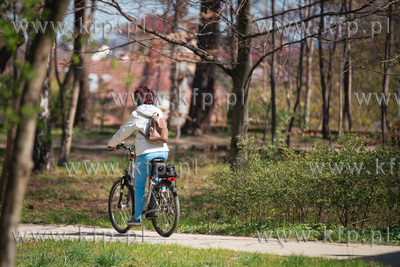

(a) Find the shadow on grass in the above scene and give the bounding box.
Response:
[359,251,400,267]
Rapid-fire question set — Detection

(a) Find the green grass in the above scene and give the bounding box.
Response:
[16,239,384,267]
[21,168,113,228]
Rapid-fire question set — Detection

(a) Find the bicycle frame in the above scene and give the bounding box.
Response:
[118,143,162,216]
[144,179,161,214]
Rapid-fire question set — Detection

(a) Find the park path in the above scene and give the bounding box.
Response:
[17,224,400,266]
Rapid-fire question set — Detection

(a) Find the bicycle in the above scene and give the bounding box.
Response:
[108,142,180,237]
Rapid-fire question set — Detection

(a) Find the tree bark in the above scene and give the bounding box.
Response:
[74,0,96,127]
[74,57,91,126]
[0,46,14,74]
[382,4,393,145]
[262,103,271,142]
[183,64,217,135]
[262,49,269,143]
[58,59,82,165]
[338,43,344,136]
[168,0,191,139]
[120,61,134,123]
[0,51,21,203]
[327,42,336,147]
[182,0,220,135]
[0,1,69,266]
[318,1,329,139]
[229,0,252,163]
[32,66,56,173]
[342,0,352,132]
[58,0,86,166]
[54,40,71,167]
[0,128,16,204]
[287,42,304,146]
[342,42,352,132]
[168,58,179,126]
[270,0,276,144]
[304,0,315,131]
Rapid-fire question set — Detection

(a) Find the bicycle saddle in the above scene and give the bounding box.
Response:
[150,158,165,164]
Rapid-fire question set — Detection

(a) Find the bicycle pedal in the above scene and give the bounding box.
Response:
[146,215,158,219]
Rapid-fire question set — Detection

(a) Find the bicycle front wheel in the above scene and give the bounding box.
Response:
[152,182,180,237]
[108,179,134,233]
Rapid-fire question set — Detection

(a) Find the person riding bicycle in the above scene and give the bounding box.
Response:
[108,86,169,226]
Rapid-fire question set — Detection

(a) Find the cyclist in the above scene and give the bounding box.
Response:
[108,86,169,226]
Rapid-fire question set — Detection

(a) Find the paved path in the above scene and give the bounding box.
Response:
[17,224,400,266]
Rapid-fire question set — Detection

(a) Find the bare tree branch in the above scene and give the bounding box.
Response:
[99,0,233,75]
[253,0,318,22]
[351,65,400,76]
[246,0,376,39]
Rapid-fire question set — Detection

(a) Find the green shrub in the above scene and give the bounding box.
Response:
[212,133,400,228]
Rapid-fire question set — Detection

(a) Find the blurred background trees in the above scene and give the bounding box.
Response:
[0,0,399,172]
[1,0,399,171]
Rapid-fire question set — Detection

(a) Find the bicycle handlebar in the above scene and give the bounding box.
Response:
[109,142,135,152]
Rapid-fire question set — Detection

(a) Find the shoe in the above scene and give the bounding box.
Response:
[127,216,142,226]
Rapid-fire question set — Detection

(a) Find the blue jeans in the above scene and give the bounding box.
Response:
[134,151,168,218]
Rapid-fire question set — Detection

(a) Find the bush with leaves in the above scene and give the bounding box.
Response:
[212,133,400,228]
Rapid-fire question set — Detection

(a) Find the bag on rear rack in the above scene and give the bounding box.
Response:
[154,163,177,178]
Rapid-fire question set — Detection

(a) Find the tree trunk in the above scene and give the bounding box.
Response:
[262,103,271,142]
[58,61,82,165]
[54,41,71,167]
[285,44,293,139]
[0,46,13,74]
[338,44,344,136]
[270,0,276,144]
[168,0,191,139]
[183,64,217,135]
[318,1,329,139]
[287,42,304,146]
[74,56,91,127]
[0,51,21,203]
[33,67,56,173]
[74,0,95,127]
[182,0,220,135]
[58,0,86,166]
[120,61,134,123]
[0,14,25,74]
[168,59,179,125]
[0,1,69,266]
[382,4,393,145]
[342,42,352,132]
[0,128,16,204]
[304,0,315,131]
[327,43,336,146]
[342,0,352,132]
[0,44,24,74]
[262,51,269,143]
[229,0,252,163]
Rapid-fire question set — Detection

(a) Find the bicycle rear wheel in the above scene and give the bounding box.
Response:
[152,182,180,237]
[108,179,134,233]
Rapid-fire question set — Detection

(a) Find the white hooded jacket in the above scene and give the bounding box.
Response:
[108,104,169,156]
